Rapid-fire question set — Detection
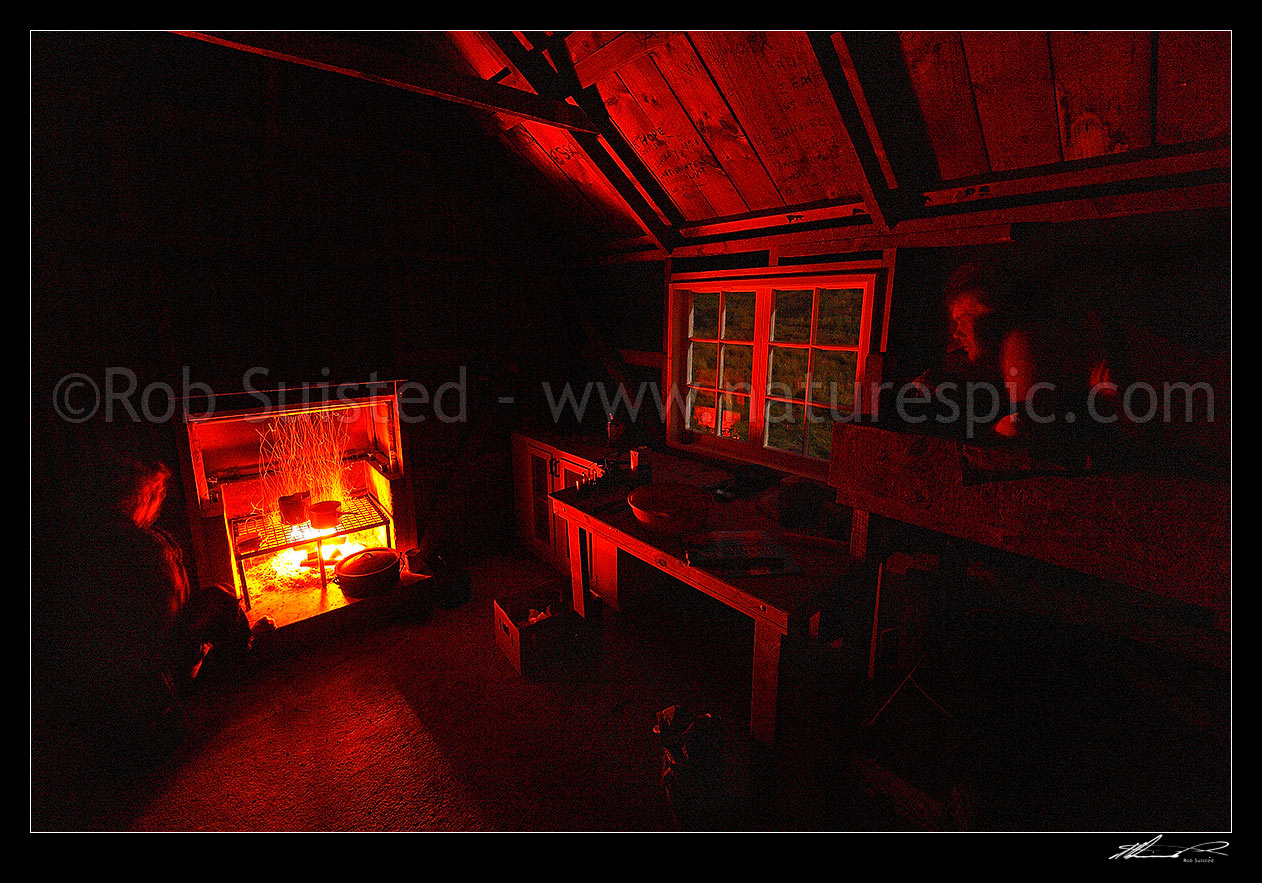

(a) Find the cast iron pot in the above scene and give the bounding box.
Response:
[334,547,401,598]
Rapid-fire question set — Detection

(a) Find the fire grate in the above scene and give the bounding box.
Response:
[229,493,392,608]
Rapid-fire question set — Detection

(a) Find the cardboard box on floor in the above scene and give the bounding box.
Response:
[494,583,577,677]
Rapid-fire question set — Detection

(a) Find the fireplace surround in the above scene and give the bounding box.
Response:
[178,382,417,629]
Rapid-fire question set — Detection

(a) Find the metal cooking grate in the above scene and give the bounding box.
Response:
[231,493,390,560]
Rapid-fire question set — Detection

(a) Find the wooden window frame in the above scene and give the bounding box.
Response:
[665,265,883,480]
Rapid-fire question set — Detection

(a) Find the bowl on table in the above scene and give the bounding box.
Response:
[626,483,713,536]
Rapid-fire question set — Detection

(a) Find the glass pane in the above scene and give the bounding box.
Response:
[721,344,753,392]
[816,288,864,346]
[530,453,549,498]
[688,341,718,388]
[806,406,836,461]
[689,291,719,339]
[767,346,808,400]
[719,393,750,441]
[764,400,805,454]
[721,291,756,340]
[771,290,812,343]
[687,388,717,434]
[810,349,858,410]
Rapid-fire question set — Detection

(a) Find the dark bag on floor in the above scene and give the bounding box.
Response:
[654,705,725,828]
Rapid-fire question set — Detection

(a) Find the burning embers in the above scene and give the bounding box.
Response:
[240,525,383,628]
[275,539,366,574]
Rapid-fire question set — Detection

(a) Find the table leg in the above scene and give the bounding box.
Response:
[751,620,784,746]
[849,508,871,563]
[589,537,619,611]
[567,519,588,617]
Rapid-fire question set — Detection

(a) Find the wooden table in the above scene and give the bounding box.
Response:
[550,467,848,746]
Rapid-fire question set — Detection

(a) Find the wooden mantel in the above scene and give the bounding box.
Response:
[828,422,1230,617]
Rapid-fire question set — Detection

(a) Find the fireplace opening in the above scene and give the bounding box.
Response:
[180,384,415,630]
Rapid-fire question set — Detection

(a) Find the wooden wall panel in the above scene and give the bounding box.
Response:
[650,34,784,211]
[502,123,616,234]
[1050,31,1153,160]
[897,32,990,182]
[564,31,624,68]
[1156,31,1231,145]
[961,32,1063,171]
[615,57,749,219]
[597,70,717,219]
[689,31,863,205]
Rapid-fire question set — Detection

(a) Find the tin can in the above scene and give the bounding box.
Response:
[631,446,652,483]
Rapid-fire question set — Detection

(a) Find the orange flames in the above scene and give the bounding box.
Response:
[270,525,366,580]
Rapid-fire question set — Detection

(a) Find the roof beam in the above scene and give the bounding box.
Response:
[676,199,870,241]
[571,31,675,89]
[489,31,681,250]
[828,34,898,191]
[917,143,1229,211]
[527,32,686,228]
[172,31,600,134]
[894,180,1230,233]
[807,32,900,230]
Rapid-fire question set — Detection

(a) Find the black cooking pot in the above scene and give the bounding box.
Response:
[278,490,311,525]
[334,547,401,598]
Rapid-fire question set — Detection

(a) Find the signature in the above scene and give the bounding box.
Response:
[1110,835,1229,860]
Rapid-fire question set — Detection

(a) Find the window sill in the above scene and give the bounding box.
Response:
[665,429,831,483]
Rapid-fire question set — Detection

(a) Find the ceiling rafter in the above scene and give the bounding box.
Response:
[488,31,681,250]
[173,31,600,134]
[176,30,1229,259]
[805,32,899,231]
[528,32,688,227]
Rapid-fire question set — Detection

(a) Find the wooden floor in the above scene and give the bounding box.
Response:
[30,549,1229,832]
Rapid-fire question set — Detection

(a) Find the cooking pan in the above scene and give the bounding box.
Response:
[308,500,343,529]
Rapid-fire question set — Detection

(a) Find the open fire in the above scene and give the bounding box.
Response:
[179,383,415,629]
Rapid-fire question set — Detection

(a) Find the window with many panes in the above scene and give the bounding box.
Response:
[670,271,877,471]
